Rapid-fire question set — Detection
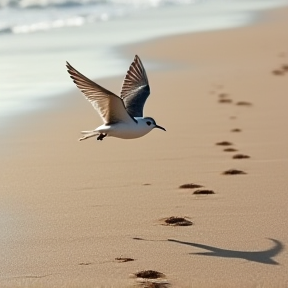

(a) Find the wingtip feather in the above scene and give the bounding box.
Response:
[66,61,71,69]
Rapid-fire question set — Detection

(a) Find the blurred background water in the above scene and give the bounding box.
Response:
[0,0,287,125]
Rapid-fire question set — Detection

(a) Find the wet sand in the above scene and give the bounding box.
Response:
[1,7,288,288]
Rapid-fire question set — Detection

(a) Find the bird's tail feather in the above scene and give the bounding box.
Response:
[78,130,99,141]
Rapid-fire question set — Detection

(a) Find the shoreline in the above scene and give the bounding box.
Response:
[1,5,288,288]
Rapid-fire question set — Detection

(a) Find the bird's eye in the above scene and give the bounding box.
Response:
[146,121,152,126]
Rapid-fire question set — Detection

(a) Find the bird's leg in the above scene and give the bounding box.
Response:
[97,133,107,141]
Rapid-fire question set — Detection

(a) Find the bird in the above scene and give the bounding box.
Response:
[66,55,166,141]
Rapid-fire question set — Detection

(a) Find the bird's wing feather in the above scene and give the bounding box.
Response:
[66,62,135,124]
[120,55,150,117]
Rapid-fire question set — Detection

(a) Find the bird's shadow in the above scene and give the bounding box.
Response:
[168,238,284,265]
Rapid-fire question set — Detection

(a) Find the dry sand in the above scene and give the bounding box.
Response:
[1,7,288,288]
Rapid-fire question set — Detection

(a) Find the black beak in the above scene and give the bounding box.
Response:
[155,124,166,131]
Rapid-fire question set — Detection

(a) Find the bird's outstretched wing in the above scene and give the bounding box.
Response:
[120,55,150,117]
[66,62,136,124]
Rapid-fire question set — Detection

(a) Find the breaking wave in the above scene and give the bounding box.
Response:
[0,0,198,34]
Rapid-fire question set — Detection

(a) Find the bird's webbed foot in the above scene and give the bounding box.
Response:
[97,133,107,141]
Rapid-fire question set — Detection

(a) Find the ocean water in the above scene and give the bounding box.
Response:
[0,0,287,125]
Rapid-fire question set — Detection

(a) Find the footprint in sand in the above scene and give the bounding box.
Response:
[272,69,285,75]
[223,148,238,152]
[219,98,233,103]
[179,183,203,189]
[222,169,246,175]
[216,92,233,103]
[132,237,145,240]
[134,270,165,279]
[236,101,252,106]
[231,128,241,132]
[216,141,233,146]
[133,270,169,288]
[115,257,134,263]
[193,189,215,195]
[232,154,250,159]
[161,216,192,226]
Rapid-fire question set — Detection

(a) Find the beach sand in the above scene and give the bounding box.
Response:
[1,7,288,288]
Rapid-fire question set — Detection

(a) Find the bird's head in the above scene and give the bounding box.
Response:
[143,117,166,132]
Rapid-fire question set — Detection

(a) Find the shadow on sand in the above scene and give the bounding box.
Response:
[168,238,283,265]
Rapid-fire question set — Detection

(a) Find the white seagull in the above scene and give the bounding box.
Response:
[66,55,166,141]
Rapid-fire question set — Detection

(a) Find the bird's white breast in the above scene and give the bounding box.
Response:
[96,118,152,139]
